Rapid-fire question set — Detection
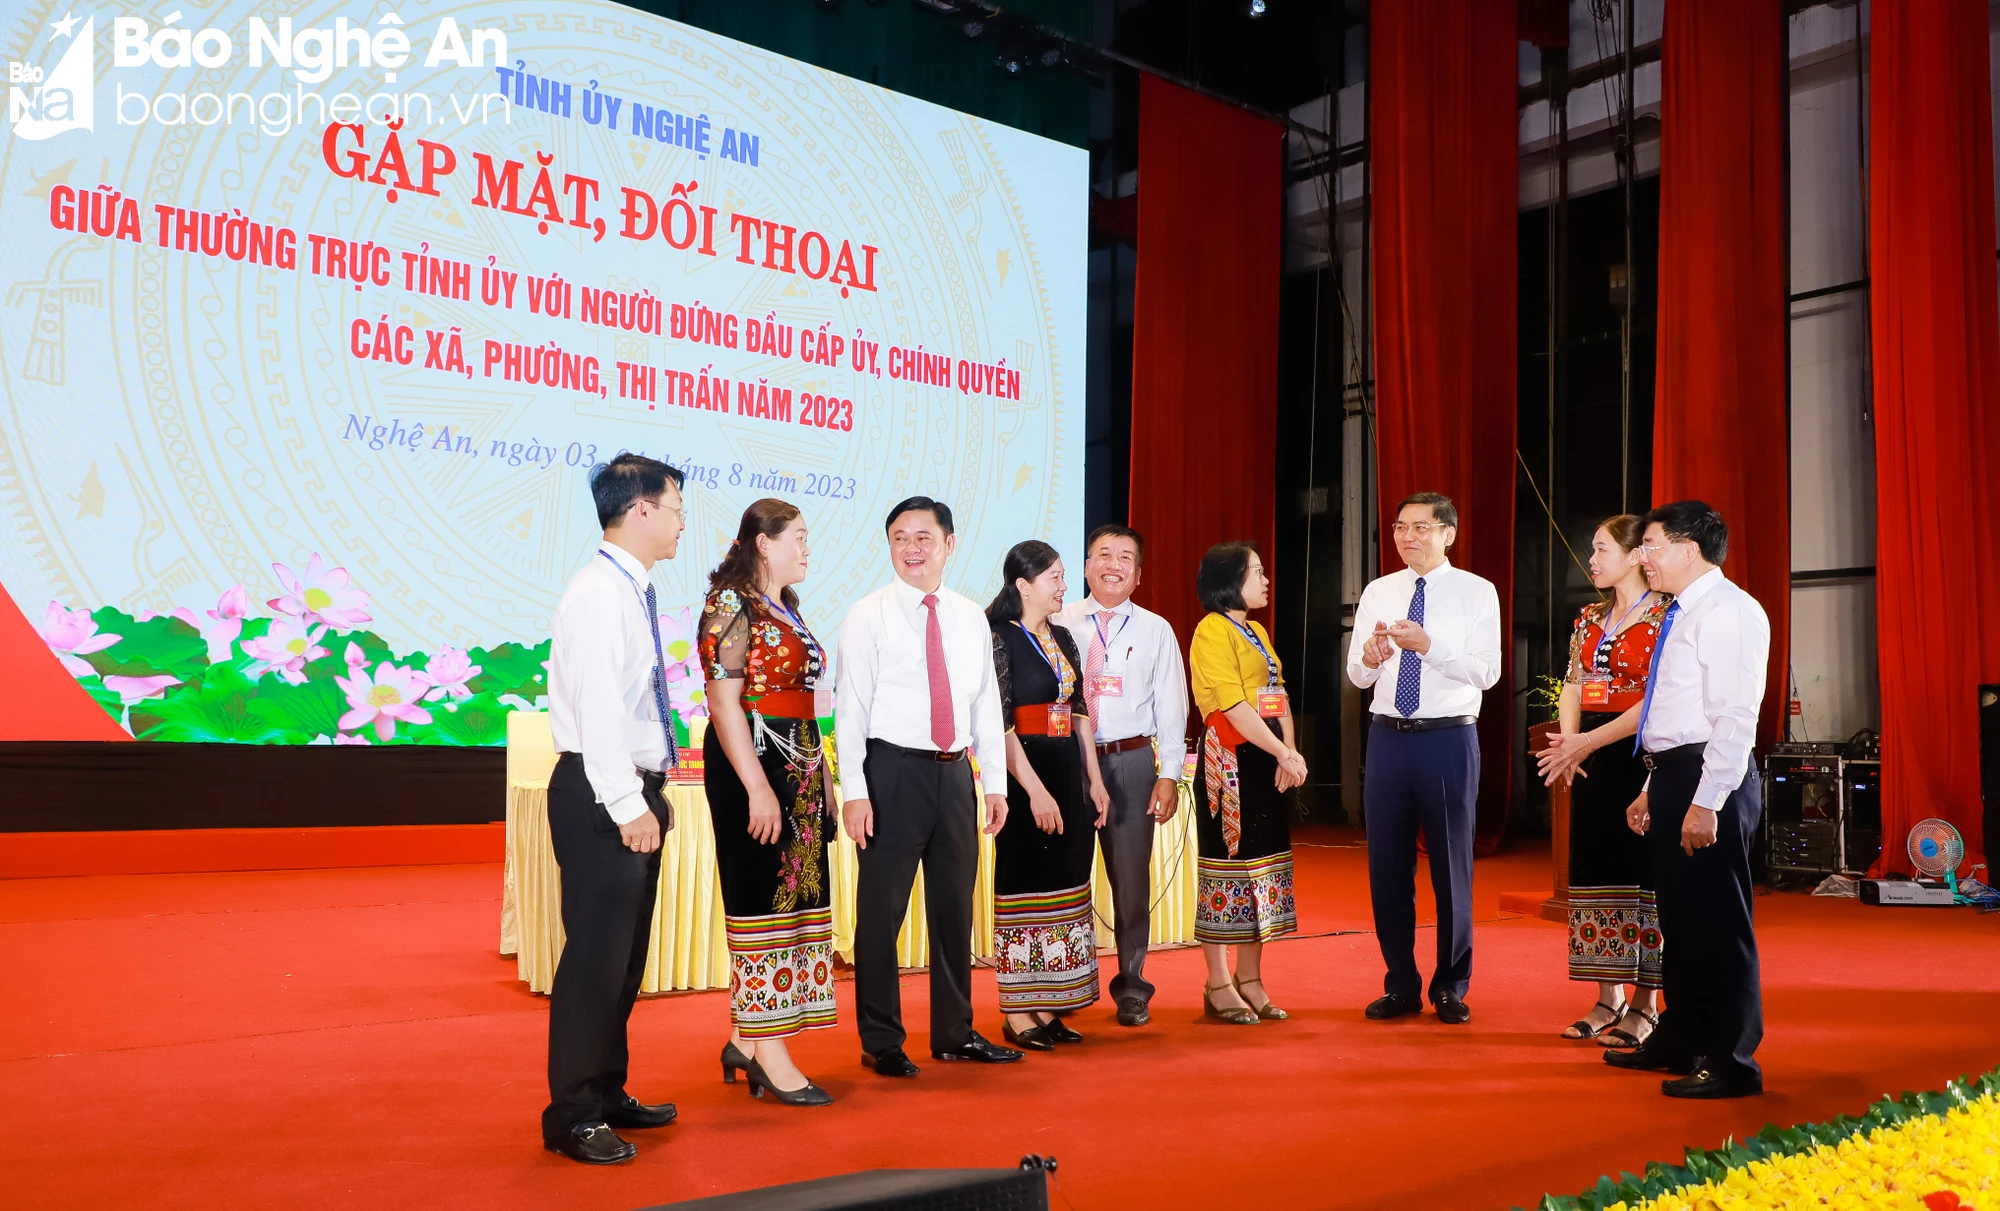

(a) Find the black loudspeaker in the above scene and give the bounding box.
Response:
[1981,685,1998,856]
[1843,759,1882,872]
[646,1166,1050,1211]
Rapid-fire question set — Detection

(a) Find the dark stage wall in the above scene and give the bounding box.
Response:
[0,744,503,832]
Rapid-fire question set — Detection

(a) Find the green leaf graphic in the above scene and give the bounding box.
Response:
[128,663,310,744]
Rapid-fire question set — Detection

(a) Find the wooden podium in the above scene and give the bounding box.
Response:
[1530,721,1571,923]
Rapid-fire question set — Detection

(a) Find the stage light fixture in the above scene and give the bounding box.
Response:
[984,11,1038,77]
[961,17,987,38]
[1038,39,1063,69]
[1248,0,1267,15]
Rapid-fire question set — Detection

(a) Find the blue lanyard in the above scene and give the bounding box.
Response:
[1592,594,1652,669]
[597,550,679,769]
[1225,616,1281,687]
[1014,622,1074,692]
[761,592,823,679]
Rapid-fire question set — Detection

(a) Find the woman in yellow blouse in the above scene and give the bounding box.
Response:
[1189,542,1308,1025]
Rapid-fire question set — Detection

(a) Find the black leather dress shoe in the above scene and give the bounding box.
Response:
[603,1095,677,1129]
[932,1031,1024,1064]
[1663,1067,1762,1099]
[1365,993,1423,1020]
[860,1046,920,1078]
[1604,1042,1695,1075]
[1433,993,1471,1025]
[1044,1017,1083,1044]
[1116,997,1151,1027]
[545,1123,636,1165]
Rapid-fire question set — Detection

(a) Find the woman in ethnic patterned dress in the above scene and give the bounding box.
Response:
[986,540,1111,1050]
[1536,514,1669,1049]
[701,499,836,1106]
[1188,542,1308,1025]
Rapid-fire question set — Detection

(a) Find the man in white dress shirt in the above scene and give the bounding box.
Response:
[1604,500,1769,1099]
[1054,524,1188,1027]
[1346,492,1502,1025]
[836,496,1023,1076]
[541,454,686,1164]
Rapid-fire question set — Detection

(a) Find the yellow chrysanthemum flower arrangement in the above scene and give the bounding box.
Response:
[1530,1068,2000,1211]
[1617,1090,1999,1211]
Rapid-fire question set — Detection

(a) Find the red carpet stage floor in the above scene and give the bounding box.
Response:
[3,825,1996,1210]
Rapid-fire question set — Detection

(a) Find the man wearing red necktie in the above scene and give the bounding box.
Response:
[835,496,1021,1077]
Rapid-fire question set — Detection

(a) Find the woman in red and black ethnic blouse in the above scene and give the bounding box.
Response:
[700,499,835,1107]
[985,540,1110,1052]
[1537,514,1670,1051]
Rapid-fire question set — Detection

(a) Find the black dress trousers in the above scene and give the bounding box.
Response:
[542,753,667,1144]
[1644,743,1764,1081]
[852,740,978,1055]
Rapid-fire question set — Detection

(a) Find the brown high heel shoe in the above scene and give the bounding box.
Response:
[1233,976,1287,1021]
[1204,982,1259,1025]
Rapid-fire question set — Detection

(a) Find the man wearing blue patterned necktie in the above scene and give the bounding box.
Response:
[541,454,688,1164]
[1603,501,1769,1100]
[1346,493,1503,1025]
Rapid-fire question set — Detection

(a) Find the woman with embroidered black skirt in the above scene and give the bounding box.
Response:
[1536,514,1669,1050]
[1188,542,1308,1025]
[701,499,837,1106]
[986,540,1111,1051]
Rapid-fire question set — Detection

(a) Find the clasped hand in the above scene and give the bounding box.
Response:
[1362,620,1430,668]
[1537,730,1596,786]
[1274,748,1308,792]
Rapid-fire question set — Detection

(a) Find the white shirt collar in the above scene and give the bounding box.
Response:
[888,576,943,607]
[1082,595,1135,617]
[1672,565,1726,610]
[1406,557,1454,583]
[598,540,648,580]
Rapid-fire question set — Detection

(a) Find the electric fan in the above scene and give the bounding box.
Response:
[1858,818,1965,907]
[1907,818,1966,895]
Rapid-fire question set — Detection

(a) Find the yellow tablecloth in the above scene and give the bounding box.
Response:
[500,711,1198,995]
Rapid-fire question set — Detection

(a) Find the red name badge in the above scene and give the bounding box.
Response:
[1256,687,1288,718]
[1087,673,1124,698]
[1580,675,1612,708]
[1047,702,1073,737]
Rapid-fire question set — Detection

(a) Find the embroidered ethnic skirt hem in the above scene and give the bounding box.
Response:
[1194,735,1297,945]
[993,731,1101,1013]
[1565,710,1661,988]
[993,883,1100,1012]
[724,908,839,1039]
[707,719,837,1038]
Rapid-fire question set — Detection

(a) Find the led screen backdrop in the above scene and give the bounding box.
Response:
[0,2,1086,746]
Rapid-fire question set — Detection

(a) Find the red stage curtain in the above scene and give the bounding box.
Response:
[1370,0,1518,851]
[1868,0,2000,871]
[1651,0,1790,747]
[1127,77,1282,684]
